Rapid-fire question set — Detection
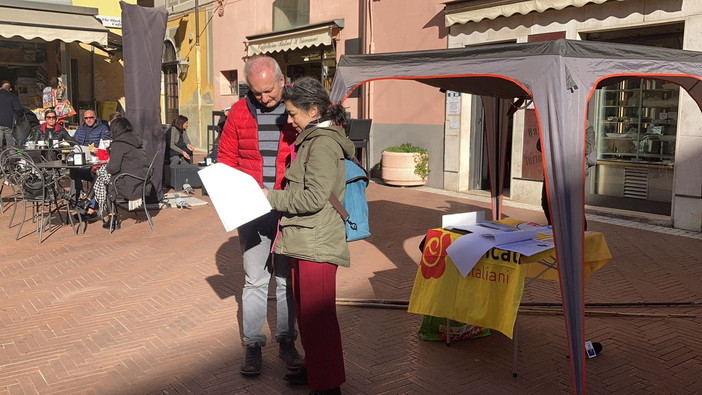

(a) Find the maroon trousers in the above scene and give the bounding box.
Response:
[291,258,345,391]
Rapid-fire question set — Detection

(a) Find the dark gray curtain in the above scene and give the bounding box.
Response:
[481,96,512,221]
[121,1,167,201]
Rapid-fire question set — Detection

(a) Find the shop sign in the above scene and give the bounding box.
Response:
[247,27,331,56]
[96,15,122,29]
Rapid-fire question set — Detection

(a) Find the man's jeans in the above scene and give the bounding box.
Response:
[0,125,13,148]
[238,211,296,347]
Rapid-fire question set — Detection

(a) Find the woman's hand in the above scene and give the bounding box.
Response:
[186,144,195,152]
[183,152,191,160]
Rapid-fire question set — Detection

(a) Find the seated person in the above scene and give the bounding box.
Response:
[107,111,122,131]
[31,109,76,145]
[102,117,147,229]
[71,109,111,203]
[168,115,195,165]
[73,109,111,146]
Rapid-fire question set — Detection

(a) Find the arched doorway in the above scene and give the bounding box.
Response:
[162,40,179,125]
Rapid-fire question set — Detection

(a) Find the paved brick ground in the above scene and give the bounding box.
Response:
[1,181,701,394]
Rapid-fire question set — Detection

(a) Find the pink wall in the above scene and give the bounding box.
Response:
[212,0,276,111]
[310,0,359,57]
[211,0,447,124]
[368,0,447,125]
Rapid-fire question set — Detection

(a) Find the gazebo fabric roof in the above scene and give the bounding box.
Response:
[329,39,702,394]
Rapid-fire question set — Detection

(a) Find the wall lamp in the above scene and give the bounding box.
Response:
[178,59,190,79]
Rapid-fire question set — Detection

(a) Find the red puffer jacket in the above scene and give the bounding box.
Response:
[217,95,297,190]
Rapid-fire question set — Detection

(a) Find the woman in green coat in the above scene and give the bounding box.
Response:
[265,76,355,395]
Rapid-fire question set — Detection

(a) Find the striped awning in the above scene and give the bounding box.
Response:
[445,0,623,27]
[245,20,343,56]
[0,6,108,47]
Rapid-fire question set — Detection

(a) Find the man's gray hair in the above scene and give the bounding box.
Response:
[244,56,283,84]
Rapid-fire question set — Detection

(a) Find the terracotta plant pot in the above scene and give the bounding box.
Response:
[381,151,427,186]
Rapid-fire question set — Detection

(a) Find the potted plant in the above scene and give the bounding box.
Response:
[381,142,429,186]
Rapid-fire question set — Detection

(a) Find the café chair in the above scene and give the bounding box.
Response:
[346,119,372,170]
[107,153,159,233]
[1,149,34,222]
[12,159,77,243]
[0,147,17,212]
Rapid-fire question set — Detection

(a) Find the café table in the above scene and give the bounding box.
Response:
[407,218,612,374]
[35,159,107,170]
[16,146,74,162]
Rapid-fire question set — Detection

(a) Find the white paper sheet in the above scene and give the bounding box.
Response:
[198,163,272,232]
[442,211,485,230]
[446,225,552,276]
[446,233,496,277]
[484,230,538,245]
[495,237,554,256]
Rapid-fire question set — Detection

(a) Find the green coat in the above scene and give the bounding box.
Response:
[267,122,356,267]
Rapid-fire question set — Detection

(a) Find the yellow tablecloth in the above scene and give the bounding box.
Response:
[407,220,612,339]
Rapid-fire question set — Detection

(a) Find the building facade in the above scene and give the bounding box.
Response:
[155,0,216,149]
[71,0,137,119]
[444,0,702,232]
[0,0,128,126]
[208,0,448,188]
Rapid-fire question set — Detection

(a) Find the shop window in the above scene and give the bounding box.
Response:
[273,0,309,31]
[595,78,678,165]
[584,26,681,214]
[282,47,336,89]
[220,69,237,96]
[162,40,179,125]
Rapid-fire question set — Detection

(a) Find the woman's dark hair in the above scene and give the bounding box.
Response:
[282,76,347,127]
[110,117,134,140]
[172,115,189,131]
[108,111,123,123]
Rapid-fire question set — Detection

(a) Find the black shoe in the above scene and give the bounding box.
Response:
[308,387,341,395]
[240,343,262,377]
[73,211,97,222]
[284,366,307,386]
[102,218,120,230]
[279,338,303,370]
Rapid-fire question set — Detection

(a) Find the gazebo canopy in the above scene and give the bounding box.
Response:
[329,39,702,394]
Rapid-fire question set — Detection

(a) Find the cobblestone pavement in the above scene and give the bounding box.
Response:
[1,181,701,394]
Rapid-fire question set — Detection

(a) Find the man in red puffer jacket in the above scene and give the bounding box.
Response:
[217,56,301,378]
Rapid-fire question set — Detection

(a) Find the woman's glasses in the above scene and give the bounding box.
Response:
[45,116,57,119]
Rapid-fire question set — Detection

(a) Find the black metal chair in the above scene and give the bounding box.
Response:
[0,147,17,213]
[108,152,159,233]
[1,149,34,223]
[346,119,372,170]
[208,111,225,155]
[11,157,77,242]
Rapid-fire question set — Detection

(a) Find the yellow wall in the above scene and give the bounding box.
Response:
[71,0,137,31]
[166,9,214,148]
[70,1,136,115]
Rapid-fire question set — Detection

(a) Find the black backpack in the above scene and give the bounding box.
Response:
[12,108,40,145]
